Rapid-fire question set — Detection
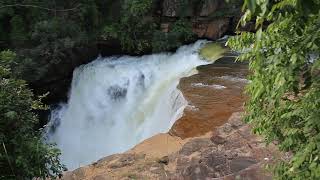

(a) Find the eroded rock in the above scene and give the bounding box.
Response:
[63,112,284,179]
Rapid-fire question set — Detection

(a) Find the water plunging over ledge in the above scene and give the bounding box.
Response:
[45,41,212,170]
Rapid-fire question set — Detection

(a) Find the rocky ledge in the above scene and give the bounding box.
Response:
[63,112,285,180]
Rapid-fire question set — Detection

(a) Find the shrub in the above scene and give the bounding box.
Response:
[152,19,195,53]
[0,50,65,179]
[227,0,320,179]
[102,0,155,53]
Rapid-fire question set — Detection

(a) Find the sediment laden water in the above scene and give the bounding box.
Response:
[45,41,211,170]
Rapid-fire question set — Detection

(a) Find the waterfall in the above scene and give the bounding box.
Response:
[45,41,209,170]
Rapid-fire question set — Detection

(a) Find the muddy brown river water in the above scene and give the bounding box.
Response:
[171,62,248,138]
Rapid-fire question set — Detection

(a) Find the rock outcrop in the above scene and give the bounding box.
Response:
[63,112,285,180]
[160,0,243,40]
[192,18,230,39]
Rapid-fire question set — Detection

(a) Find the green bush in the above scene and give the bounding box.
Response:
[0,0,105,82]
[152,19,195,52]
[0,50,65,179]
[228,0,320,179]
[102,0,155,53]
[102,0,196,53]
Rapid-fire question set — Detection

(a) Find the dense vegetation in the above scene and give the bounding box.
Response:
[228,0,320,179]
[0,0,198,83]
[102,0,196,53]
[0,0,113,82]
[0,0,203,179]
[0,50,65,179]
[3,0,319,179]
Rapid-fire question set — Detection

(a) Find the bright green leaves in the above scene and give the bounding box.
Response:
[241,0,270,27]
[0,50,16,64]
[243,0,257,13]
[101,0,155,53]
[228,0,320,179]
[0,50,65,179]
[123,0,153,17]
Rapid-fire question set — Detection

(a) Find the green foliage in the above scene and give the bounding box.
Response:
[0,50,65,179]
[9,15,28,46]
[0,0,106,82]
[102,0,196,53]
[228,0,320,179]
[102,0,155,53]
[152,19,195,52]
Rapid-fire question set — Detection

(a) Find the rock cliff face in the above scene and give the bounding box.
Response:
[160,0,242,40]
[63,113,285,180]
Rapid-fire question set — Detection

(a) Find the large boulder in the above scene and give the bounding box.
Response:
[192,18,230,40]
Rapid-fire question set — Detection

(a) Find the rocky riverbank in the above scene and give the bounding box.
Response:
[61,61,286,179]
[63,112,284,180]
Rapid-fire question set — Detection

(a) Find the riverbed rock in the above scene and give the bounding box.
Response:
[63,112,285,180]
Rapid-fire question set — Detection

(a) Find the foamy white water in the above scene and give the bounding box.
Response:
[191,83,226,89]
[45,41,210,170]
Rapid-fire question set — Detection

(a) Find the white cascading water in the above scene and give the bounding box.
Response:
[45,41,209,170]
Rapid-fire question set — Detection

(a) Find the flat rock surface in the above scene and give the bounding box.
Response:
[63,112,284,180]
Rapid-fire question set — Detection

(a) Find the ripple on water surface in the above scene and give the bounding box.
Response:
[171,63,249,138]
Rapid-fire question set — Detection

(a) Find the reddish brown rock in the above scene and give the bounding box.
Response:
[193,18,230,40]
[63,112,285,180]
[199,0,220,16]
